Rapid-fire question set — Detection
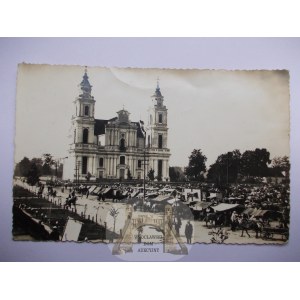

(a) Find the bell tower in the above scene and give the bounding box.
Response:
[148,79,168,149]
[70,67,97,180]
[148,80,170,181]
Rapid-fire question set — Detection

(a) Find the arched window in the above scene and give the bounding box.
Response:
[148,135,150,147]
[120,156,125,165]
[158,113,163,123]
[99,157,104,167]
[120,138,126,151]
[84,105,89,116]
[120,138,125,148]
[138,160,142,168]
[158,134,163,149]
[83,128,89,144]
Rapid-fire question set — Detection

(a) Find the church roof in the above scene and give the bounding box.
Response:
[154,86,162,97]
[94,118,117,135]
[94,118,145,138]
[94,119,108,135]
[80,69,92,89]
[153,80,163,98]
[79,68,93,95]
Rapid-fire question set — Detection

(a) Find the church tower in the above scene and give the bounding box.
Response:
[148,80,170,181]
[66,68,98,181]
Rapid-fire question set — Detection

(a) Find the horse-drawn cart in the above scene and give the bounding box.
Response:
[262,226,289,241]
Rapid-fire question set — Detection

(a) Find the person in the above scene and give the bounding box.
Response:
[174,216,182,236]
[185,221,193,244]
[242,213,248,221]
[240,213,251,238]
[86,189,89,199]
[230,210,238,231]
[137,228,143,243]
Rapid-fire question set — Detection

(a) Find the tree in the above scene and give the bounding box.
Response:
[207,150,241,184]
[26,161,40,185]
[31,158,43,175]
[15,157,31,177]
[42,153,55,175]
[185,149,207,181]
[42,164,52,175]
[240,148,271,177]
[271,156,290,173]
[147,169,155,181]
[43,153,55,166]
[269,156,290,181]
[109,208,119,234]
[169,166,186,182]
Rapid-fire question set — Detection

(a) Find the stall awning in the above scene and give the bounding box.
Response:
[191,202,213,211]
[93,187,102,194]
[212,203,240,212]
[88,185,97,192]
[152,195,173,202]
[243,207,255,215]
[102,188,112,195]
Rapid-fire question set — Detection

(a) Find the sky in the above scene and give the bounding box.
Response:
[14,64,290,168]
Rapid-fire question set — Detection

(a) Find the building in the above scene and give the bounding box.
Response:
[63,69,171,182]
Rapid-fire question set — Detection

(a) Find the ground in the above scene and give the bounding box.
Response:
[13,178,288,245]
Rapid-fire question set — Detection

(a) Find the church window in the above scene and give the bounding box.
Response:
[120,156,125,165]
[83,128,89,144]
[99,157,104,167]
[138,160,142,168]
[74,129,76,143]
[158,113,163,123]
[82,157,88,174]
[158,134,163,149]
[120,138,125,148]
[84,105,89,116]
[120,138,126,151]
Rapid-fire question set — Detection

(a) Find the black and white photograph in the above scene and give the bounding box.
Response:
[13,64,290,251]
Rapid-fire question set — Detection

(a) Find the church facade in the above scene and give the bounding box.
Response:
[63,69,171,182]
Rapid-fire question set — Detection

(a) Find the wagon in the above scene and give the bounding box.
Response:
[262,226,289,241]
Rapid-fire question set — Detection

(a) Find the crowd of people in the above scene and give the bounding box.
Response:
[23,177,290,243]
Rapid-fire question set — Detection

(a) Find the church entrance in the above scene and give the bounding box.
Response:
[119,169,125,180]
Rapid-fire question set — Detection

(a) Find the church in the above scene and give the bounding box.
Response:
[63,69,171,182]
